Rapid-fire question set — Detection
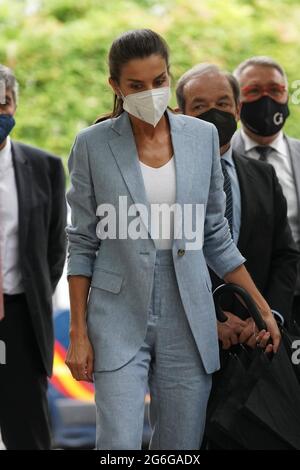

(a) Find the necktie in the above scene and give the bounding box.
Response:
[221,158,233,237]
[255,145,272,162]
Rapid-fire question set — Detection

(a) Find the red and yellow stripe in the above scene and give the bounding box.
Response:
[50,340,151,405]
[50,340,94,402]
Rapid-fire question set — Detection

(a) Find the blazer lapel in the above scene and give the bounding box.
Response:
[108,110,191,244]
[285,136,300,207]
[11,141,32,259]
[108,112,154,241]
[233,151,255,252]
[167,110,196,240]
[234,131,300,231]
[232,131,262,251]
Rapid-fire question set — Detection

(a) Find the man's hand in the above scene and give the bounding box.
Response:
[238,317,257,348]
[217,311,247,350]
[223,264,281,352]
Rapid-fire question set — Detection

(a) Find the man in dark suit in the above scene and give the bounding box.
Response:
[176,63,299,348]
[0,64,66,449]
[232,57,300,326]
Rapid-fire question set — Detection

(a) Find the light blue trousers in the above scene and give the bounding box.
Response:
[94,249,212,450]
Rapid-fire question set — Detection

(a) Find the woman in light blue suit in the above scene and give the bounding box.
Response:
[65,29,280,450]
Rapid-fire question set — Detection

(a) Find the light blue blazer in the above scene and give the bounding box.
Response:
[66,110,245,374]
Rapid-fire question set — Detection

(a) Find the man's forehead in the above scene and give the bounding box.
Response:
[239,64,285,84]
[184,73,233,99]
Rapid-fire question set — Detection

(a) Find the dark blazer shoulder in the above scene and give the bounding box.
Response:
[12,140,62,166]
[232,149,274,176]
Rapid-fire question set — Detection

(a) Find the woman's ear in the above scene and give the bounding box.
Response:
[108,77,121,98]
[235,101,241,122]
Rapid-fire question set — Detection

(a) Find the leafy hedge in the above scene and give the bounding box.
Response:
[1,0,300,169]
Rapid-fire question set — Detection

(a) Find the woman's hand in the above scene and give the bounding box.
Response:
[224,264,281,353]
[237,316,280,353]
[66,276,93,381]
[258,307,281,353]
[238,302,281,353]
[65,332,94,382]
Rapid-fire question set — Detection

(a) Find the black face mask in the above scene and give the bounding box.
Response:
[0,114,15,144]
[240,95,289,137]
[196,108,237,147]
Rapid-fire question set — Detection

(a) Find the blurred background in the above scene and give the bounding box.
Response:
[1,0,300,171]
[1,0,300,449]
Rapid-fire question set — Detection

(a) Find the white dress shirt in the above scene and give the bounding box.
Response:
[241,129,300,249]
[0,136,24,294]
[139,156,176,250]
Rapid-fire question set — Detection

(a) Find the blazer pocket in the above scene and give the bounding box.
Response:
[91,268,123,294]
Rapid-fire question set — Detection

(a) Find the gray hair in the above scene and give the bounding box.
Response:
[0,64,19,105]
[233,56,288,85]
[176,63,240,112]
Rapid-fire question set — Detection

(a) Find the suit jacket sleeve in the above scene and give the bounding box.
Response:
[263,167,300,323]
[48,156,67,292]
[203,126,246,278]
[66,133,100,278]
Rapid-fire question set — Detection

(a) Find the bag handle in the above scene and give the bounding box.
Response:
[213,283,267,332]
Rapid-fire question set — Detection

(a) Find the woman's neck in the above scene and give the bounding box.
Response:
[129,112,169,139]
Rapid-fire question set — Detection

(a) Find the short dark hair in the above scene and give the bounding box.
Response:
[176,63,240,112]
[233,56,288,85]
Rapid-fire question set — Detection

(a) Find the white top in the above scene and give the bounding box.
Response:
[0,137,24,294]
[241,129,300,248]
[139,156,176,249]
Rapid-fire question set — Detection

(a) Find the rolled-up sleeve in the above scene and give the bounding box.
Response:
[66,133,100,278]
[203,126,246,279]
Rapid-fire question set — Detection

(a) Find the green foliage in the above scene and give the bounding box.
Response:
[1,0,300,171]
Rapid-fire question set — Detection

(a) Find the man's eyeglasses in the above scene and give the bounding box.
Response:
[241,84,287,102]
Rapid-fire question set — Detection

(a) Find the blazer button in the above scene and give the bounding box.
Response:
[177,248,185,257]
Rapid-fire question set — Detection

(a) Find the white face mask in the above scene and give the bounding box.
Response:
[119,86,171,127]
